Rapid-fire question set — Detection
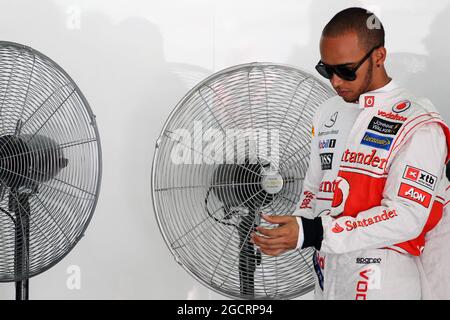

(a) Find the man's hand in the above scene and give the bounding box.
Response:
[250,214,299,256]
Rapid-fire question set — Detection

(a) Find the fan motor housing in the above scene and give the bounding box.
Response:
[0,135,31,189]
[261,172,283,194]
[211,161,275,210]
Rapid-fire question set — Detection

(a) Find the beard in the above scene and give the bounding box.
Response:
[343,60,374,103]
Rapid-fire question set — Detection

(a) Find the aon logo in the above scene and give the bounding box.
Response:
[406,188,426,202]
[398,183,432,208]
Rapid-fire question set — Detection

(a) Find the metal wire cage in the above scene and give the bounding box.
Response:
[0,41,102,283]
[152,62,334,299]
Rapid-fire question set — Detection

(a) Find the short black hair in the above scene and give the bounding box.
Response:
[322,7,385,51]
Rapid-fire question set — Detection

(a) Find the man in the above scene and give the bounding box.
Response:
[251,7,450,299]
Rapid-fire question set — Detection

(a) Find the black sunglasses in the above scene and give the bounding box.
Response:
[315,44,382,81]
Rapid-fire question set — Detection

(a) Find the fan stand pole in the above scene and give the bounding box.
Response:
[11,192,31,300]
[15,279,29,300]
[238,211,258,298]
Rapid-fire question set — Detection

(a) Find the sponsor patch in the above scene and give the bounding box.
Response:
[341,149,388,170]
[398,183,432,208]
[364,96,375,108]
[318,129,339,137]
[360,132,393,151]
[356,257,382,264]
[319,180,338,193]
[368,117,402,135]
[403,166,437,191]
[324,112,338,128]
[344,210,398,231]
[299,191,315,209]
[332,223,344,233]
[356,269,370,300]
[392,100,411,113]
[377,110,407,122]
[331,177,350,216]
[356,268,382,300]
[320,153,333,170]
[319,139,336,149]
[329,210,400,234]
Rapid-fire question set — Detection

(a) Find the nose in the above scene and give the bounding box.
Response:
[330,73,344,88]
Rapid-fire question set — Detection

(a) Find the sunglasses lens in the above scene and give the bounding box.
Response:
[316,63,358,81]
[315,64,332,79]
[335,67,356,81]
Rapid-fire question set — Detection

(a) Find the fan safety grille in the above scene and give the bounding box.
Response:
[152,62,334,299]
[0,41,101,282]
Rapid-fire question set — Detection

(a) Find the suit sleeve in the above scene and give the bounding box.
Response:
[291,108,323,249]
[292,109,323,221]
[317,123,447,254]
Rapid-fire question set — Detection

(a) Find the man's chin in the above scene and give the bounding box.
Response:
[341,96,358,103]
[336,90,359,103]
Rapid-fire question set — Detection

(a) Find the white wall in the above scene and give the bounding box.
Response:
[0,0,448,299]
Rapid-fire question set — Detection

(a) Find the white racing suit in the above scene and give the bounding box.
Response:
[417,182,450,299]
[293,80,450,299]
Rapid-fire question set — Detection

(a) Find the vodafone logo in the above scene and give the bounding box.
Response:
[355,267,381,299]
[331,177,350,216]
[392,100,411,113]
[377,110,407,122]
[356,269,370,300]
[364,96,375,108]
[398,183,432,208]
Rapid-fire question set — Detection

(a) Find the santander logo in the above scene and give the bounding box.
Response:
[332,223,344,233]
[331,177,350,216]
[319,180,338,193]
[341,209,398,233]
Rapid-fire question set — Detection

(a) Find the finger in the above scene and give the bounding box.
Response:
[251,235,293,252]
[251,233,288,247]
[255,226,284,238]
[261,214,295,225]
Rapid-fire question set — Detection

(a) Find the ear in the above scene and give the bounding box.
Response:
[374,47,387,67]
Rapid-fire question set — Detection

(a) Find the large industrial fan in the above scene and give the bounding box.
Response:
[152,62,334,299]
[0,41,101,299]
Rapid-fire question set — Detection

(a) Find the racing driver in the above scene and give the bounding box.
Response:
[251,7,450,299]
